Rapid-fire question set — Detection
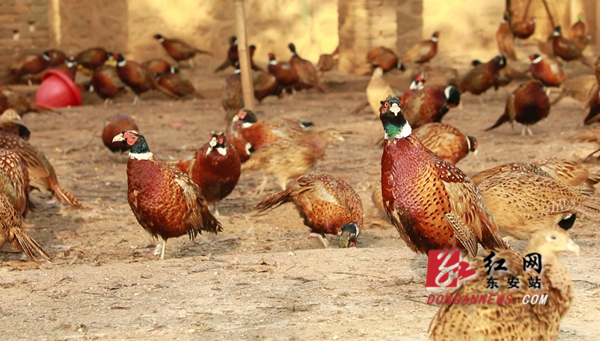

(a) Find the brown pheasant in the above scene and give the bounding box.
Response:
[379,95,509,257]
[166,131,241,215]
[0,131,82,208]
[414,122,477,165]
[429,229,578,341]
[254,172,362,248]
[486,81,550,135]
[112,131,222,259]
[241,129,344,190]
[478,171,600,239]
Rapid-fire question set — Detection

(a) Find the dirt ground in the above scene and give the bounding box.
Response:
[1,60,600,341]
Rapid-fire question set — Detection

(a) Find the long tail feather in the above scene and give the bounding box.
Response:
[485,112,510,131]
[11,227,51,261]
[253,187,294,212]
[214,59,231,73]
[52,185,82,208]
[194,49,212,56]
[28,103,61,114]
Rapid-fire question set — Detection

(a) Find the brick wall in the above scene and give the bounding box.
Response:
[0,0,53,70]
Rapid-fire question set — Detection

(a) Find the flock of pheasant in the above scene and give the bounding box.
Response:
[0,7,598,341]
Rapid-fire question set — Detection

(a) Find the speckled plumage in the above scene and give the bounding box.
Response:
[232,109,312,152]
[255,172,363,245]
[478,171,600,239]
[429,229,578,341]
[380,96,508,257]
[414,123,477,165]
[0,192,50,261]
[0,131,81,207]
[0,149,29,217]
[241,129,344,190]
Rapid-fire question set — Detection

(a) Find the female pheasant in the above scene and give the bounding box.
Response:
[478,171,600,239]
[112,130,222,259]
[430,229,578,341]
[167,131,241,216]
[379,95,508,257]
[0,131,81,208]
[231,109,313,151]
[0,150,49,261]
[254,172,362,248]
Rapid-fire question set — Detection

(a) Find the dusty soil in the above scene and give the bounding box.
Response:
[1,62,600,340]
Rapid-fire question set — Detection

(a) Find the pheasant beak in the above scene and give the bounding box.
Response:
[473,149,479,156]
[390,103,401,116]
[112,133,125,143]
[567,238,580,257]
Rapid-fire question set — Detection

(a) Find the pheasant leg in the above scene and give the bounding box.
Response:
[310,233,330,248]
[160,240,167,260]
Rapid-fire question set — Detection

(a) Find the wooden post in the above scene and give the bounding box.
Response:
[234,0,255,111]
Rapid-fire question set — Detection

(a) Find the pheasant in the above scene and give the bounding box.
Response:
[142,58,172,77]
[469,158,600,195]
[0,131,82,208]
[153,34,211,67]
[254,172,362,248]
[400,74,425,107]
[528,54,567,88]
[166,131,240,216]
[402,84,460,128]
[155,66,199,98]
[0,149,48,260]
[88,64,127,106]
[0,109,30,140]
[366,46,404,72]
[267,53,299,93]
[102,115,139,154]
[231,109,313,152]
[478,171,600,239]
[486,81,550,135]
[429,229,578,341]
[379,95,508,257]
[242,129,344,191]
[569,14,590,51]
[288,43,327,93]
[496,12,517,60]
[221,63,243,121]
[0,192,50,261]
[551,26,592,68]
[458,55,507,96]
[401,31,439,64]
[510,15,536,39]
[366,67,396,118]
[0,88,56,115]
[112,130,222,259]
[75,47,112,71]
[414,122,477,165]
[114,54,177,105]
